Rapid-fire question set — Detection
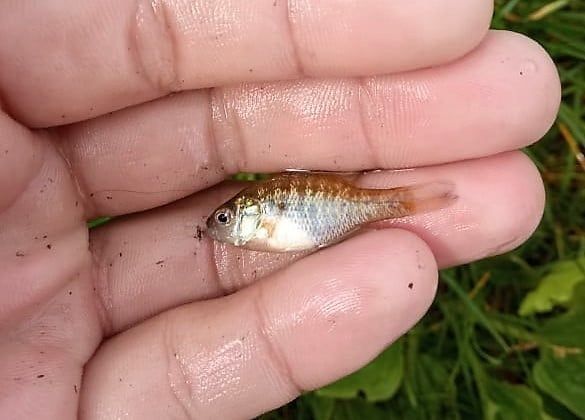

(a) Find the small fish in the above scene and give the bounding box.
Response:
[206,172,456,252]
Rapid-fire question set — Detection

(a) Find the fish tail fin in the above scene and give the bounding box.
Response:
[369,181,457,220]
[400,181,457,214]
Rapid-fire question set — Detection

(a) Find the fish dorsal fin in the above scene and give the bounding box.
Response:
[281,168,377,176]
[273,168,378,183]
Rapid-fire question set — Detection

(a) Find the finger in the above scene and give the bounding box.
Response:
[90,151,543,335]
[81,229,437,420]
[0,0,492,127]
[56,31,560,218]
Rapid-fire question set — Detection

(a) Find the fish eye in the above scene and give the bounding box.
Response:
[215,209,233,225]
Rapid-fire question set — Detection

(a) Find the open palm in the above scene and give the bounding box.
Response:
[0,1,560,419]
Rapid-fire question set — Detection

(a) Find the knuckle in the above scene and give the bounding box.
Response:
[130,0,182,94]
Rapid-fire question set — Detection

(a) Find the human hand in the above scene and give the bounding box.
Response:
[0,1,560,419]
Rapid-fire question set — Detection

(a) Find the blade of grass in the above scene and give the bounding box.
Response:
[441,272,510,352]
[559,122,585,172]
[558,103,585,148]
[87,216,112,229]
[527,0,570,21]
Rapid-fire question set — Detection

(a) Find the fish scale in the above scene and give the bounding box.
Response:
[260,176,397,246]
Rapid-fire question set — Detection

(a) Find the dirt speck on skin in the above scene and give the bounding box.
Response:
[74,384,78,394]
[119,252,123,257]
[46,244,52,250]
[408,283,414,290]
[106,196,113,200]
[415,249,424,270]
[37,374,45,379]
[156,260,165,265]
[195,226,203,240]
[15,251,25,257]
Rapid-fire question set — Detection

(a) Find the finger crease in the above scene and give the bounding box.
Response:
[48,129,96,218]
[88,240,116,337]
[253,285,303,396]
[283,0,307,77]
[356,79,382,169]
[209,241,233,296]
[210,88,249,173]
[164,316,195,420]
[205,89,229,176]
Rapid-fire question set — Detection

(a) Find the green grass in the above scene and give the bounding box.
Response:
[261,1,585,419]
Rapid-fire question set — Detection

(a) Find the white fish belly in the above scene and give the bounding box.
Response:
[263,217,316,251]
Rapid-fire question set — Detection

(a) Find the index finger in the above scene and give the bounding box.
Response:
[0,0,492,127]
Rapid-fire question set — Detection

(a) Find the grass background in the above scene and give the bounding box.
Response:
[259,1,585,419]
